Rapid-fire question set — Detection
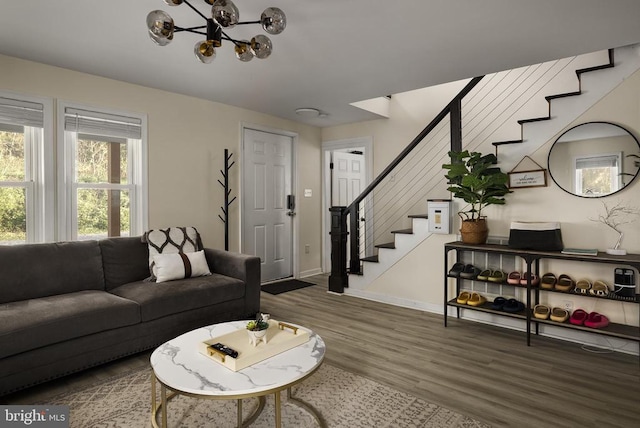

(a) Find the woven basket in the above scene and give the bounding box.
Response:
[460,218,488,244]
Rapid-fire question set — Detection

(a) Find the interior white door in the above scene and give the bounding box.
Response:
[242,128,294,282]
[331,151,367,258]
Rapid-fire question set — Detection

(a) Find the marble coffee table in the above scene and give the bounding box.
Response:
[150,320,326,428]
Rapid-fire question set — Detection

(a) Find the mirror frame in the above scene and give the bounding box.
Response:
[547,121,640,198]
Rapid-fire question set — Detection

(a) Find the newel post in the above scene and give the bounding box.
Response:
[329,206,348,293]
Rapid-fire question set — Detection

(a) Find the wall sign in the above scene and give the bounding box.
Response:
[508,169,547,188]
[508,156,548,189]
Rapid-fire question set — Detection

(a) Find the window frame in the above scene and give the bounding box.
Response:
[57,101,148,241]
[0,91,54,243]
[573,152,622,197]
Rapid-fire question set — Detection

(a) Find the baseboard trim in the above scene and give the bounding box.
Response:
[300,268,323,278]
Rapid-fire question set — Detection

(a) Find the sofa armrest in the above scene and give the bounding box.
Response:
[204,248,261,316]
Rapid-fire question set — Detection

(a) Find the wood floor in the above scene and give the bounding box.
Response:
[4,274,639,427]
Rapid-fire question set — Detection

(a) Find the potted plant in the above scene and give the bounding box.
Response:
[246,315,270,346]
[442,150,511,244]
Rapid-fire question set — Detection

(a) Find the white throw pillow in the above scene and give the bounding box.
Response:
[153,250,211,283]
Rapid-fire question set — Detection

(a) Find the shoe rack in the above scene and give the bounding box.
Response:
[443,241,640,348]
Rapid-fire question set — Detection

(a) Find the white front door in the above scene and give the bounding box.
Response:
[242,128,294,282]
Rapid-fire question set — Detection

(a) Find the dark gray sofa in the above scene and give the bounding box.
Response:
[0,236,260,396]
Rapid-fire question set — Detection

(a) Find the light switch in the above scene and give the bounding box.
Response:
[304,189,312,197]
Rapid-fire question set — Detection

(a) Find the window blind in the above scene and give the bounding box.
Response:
[64,107,142,140]
[576,155,619,170]
[0,96,44,128]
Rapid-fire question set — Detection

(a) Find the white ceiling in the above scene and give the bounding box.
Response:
[2,0,640,127]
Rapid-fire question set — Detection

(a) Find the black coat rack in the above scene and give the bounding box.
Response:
[218,149,236,251]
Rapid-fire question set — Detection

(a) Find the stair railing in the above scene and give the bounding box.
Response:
[329,76,484,293]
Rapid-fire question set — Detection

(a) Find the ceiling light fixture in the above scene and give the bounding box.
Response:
[146,0,286,64]
[295,108,321,118]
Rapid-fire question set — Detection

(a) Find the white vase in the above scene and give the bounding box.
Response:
[247,329,268,346]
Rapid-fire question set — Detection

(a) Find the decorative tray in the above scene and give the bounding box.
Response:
[198,320,310,371]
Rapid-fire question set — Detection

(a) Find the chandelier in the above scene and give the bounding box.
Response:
[146,0,286,63]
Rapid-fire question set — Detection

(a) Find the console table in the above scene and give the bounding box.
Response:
[443,241,640,347]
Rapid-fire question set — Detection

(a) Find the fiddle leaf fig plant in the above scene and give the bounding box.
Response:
[442,150,511,220]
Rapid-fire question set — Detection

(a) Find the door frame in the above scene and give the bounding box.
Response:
[321,137,373,273]
[240,123,299,280]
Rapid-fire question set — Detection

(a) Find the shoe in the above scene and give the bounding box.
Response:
[550,307,569,322]
[584,312,609,329]
[448,262,465,277]
[556,274,575,292]
[491,296,507,310]
[507,271,521,285]
[456,291,471,304]
[569,309,588,326]
[460,264,481,279]
[477,269,492,281]
[503,298,525,313]
[467,292,486,306]
[590,280,610,297]
[520,272,540,287]
[533,304,550,320]
[488,270,507,283]
[574,279,591,295]
[540,273,557,290]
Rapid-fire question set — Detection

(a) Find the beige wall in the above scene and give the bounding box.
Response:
[0,54,323,275]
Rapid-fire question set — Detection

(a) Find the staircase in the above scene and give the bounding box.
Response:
[339,44,640,296]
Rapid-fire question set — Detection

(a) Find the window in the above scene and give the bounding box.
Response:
[0,95,52,244]
[58,103,147,241]
[574,153,622,197]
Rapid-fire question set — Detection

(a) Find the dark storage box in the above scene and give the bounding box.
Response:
[508,222,563,251]
[614,268,636,298]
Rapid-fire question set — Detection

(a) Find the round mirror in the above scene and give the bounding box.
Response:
[548,121,640,198]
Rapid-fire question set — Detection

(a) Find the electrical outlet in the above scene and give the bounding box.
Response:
[304,244,310,254]
[562,300,573,312]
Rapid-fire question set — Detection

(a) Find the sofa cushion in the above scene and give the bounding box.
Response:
[0,240,105,304]
[0,290,140,359]
[109,273,244,322]
[99,236,151,290]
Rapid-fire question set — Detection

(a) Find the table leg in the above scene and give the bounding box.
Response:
[161,384,168,428]
[151,373,157,417]
[274,391,281,428]
[237,399,242,428]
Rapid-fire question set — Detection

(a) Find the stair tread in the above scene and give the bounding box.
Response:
[408,214,429,219]
[576,63,614,75]
[546,91,581,101]
[492,139,523,147]
[375,242,396,249]
[391,228,413,234]
[361,255,379,263]
[518,116,550,124]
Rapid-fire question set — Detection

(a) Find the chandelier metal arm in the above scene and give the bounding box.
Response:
[174,25,207,34]
[182,0,208,21]
[175,26,246,46]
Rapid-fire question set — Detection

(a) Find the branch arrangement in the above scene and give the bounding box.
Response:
[590,200,640,249]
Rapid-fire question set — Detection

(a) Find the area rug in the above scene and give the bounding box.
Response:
[261,279,315,295]
[39,364,490,427]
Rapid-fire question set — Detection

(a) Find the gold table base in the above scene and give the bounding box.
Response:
[150,372,326,428]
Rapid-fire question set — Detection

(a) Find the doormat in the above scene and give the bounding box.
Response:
[261,279,315,295]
